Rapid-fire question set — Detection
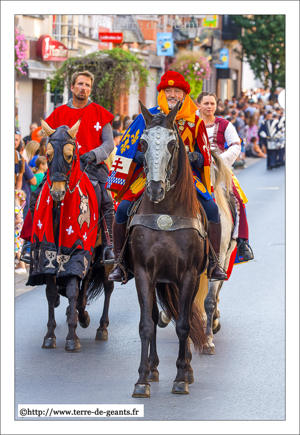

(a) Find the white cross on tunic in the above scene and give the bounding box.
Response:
[77,143,82,150]
[66,226,74,235]
[94,122,102,131]
[83,232,87,241]
[46,196,50,205]
[37,220,43,229]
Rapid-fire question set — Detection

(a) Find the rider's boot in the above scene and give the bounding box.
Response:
[207,221,228,281]
[100,190,114,263]
[108,220,127,282]
[236,238,254,261]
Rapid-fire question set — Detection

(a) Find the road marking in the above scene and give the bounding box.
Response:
[254,187,279,190]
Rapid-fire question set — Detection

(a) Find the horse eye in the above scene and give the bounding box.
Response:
[46,152,53,162]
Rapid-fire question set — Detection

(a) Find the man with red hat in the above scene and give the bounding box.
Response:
[107,71,227,282]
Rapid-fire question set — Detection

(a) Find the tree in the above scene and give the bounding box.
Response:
[47,48,149,112]
[231,15,285,100]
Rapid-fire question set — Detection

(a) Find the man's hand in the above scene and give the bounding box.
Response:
[80,151,96,165]
[133,150,145,166]
[187,151,204,168]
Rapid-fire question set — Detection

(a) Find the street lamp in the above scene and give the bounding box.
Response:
[188,16,198,51]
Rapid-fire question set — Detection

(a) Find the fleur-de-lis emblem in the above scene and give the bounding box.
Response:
[120,128,131,154]
[131,129,140,145]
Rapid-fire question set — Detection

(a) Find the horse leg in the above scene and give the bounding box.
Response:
[172,273,196,395]
[148,295,159,382]
[203,281,223,354]
[95,265,114,341]
[132,274,155,398]
[76,275,90,329]
[65,276,81,351]
[42,275,58,348]
[185,275,200,384]
[212,282,223,334]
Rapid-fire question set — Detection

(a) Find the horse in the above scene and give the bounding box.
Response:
[125,101,209,398]
[202,149,237,354]
[27,119,114,351]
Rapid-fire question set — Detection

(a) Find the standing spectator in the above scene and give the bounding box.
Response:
[25,140,40,167]
[244,99,256,116]
[112,119,122,133]
[258,111,279,169]
[16,145,36,219]
[230,110,239,132]
[123,118,132,131]
[22,122,38,145]
[105,130,123,169]
[15,190,27,274]
[235,111,246,141]
[132,114,138,121]
[122,116,131,133]
[245,115,259,146]
[258,109,266,127]
[31,156,48,192]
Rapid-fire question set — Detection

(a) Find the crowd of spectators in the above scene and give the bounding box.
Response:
[213,88,285,169]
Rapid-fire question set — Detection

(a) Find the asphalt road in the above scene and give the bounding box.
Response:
[14,159,285,422]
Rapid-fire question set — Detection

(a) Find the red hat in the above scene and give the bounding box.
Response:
[157,70,190,94]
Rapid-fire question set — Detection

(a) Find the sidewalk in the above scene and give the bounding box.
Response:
[14,157,263,298]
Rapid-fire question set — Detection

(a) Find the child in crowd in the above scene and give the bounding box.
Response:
[245,136,267,158]
[31,156,48,192]
[15,190,27,274]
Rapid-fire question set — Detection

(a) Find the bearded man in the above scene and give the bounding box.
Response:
[106,70,227,282]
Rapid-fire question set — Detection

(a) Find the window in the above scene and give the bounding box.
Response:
[52,15,78,49]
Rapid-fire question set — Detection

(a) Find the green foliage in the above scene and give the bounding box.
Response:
[47,48,149,112]
[231,15,285,98]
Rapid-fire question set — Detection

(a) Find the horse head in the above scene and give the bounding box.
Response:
[41,119,80,201]
[139,100,180,203]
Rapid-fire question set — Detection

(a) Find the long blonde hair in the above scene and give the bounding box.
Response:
[25,140,40,162]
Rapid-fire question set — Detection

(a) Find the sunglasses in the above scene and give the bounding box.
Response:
[15,130,21,135]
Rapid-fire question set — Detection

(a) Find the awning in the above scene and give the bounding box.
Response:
[26,60,56,80]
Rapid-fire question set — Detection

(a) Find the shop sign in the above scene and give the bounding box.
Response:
[156,33,174,56]
[99,32,123,43]
[36,35,68,61]
[201,15,218,28]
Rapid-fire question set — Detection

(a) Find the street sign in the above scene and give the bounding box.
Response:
[36,35,68,62]
[215,48,229,69]
[157,33,174,56]
[99,32,123,43]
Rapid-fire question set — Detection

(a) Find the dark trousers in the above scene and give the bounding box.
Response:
[196,193,220,223]
[267,149,278,169]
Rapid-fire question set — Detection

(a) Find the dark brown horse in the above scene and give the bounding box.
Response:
[28,119,114,351]
[127,101,209,397]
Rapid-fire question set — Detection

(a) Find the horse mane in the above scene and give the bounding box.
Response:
[173,133,200,218]
[211,149,232,221]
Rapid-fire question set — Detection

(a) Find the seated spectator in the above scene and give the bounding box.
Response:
[245,136,267,158]
[245,115,259,146]
[31,156,48,192]
[23,122,38,145]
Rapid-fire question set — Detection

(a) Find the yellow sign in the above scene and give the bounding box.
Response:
[202,15,218,28]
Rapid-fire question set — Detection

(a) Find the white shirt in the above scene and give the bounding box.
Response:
[206,121,241,168]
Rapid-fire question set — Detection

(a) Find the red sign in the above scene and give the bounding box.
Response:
[36,35,68,62]
[99,32,123,43]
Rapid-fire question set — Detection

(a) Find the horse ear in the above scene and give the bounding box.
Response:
[40,119,56,136]
[67,119,81,138]
[165,100,181,125]
[139,100,154,126]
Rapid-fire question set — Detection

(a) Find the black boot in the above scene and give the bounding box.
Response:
[237,238,254,261]
[108,220,127,282]
[100,190,114,263]
[208,221,228,281]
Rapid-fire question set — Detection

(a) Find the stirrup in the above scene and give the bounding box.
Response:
[103,246,114,265]
[237,240,254,261]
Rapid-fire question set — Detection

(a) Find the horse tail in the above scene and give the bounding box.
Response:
[156,283,207,353]
[211,149,232,221]
[86,246,105,303]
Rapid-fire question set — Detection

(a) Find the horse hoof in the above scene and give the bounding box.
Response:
[95,329,108,341]
[213,321,221,335]
[171,381,189,394]
[185,370,194,384]
[79,313,90,329]
[157,311,171,328]
[42,337,57,348]
[65,339,81,351]
[148,371,159,382]
[202,344,215,355]
[132,384,151,398]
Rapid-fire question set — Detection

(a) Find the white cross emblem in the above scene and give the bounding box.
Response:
[94,213,96,220]
[77,143,82,149]
[94,122,102,131]
[46,196,50,205]
[61,203,64,206]
[83,232,87,241]
[37,220,43,229]
[66,226,74,235]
